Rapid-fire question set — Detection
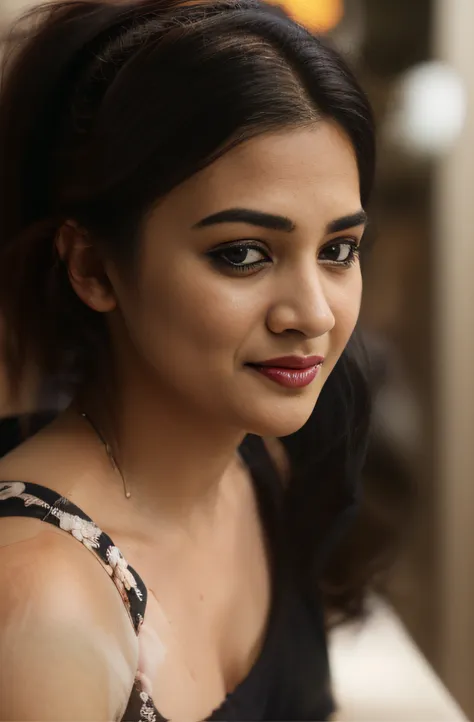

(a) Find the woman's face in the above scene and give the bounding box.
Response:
[109,122,366,437]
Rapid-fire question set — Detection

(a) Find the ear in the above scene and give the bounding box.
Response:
[56,221,117,313]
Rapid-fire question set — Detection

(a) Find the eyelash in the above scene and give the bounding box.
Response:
[208,239,361,274]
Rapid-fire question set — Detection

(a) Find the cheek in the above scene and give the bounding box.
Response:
[126,264,262,365]
[328,272,362,358]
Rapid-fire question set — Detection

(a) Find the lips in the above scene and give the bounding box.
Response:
[255,355,324,369]
[246,356,324,389]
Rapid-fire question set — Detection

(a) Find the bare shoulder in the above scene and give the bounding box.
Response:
[262,436,290,485]
[0,527,138,721]
[0,413,80,489]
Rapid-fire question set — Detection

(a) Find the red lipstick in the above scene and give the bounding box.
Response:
[247,356,324,389]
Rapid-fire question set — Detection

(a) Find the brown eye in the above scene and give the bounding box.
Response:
[208,241,271,273]
[319,241,360,266]
[220,245,266,266]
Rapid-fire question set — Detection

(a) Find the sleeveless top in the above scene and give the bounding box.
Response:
[0,430,336,721]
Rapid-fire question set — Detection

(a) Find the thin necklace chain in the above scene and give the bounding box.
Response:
[79,412,132,499]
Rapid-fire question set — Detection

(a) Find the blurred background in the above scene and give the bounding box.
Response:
[1,0,474,718]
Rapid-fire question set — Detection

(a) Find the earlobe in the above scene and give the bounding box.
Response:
[55,221,117,314]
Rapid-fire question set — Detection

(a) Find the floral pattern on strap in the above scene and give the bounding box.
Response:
[0,479,167,722]
[0,481,146,631]
[106,545,144,604]
[139,690,158,722]
[122,681,168,722]
[0,481,50,509]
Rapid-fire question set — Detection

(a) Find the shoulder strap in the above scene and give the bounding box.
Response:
[0,480,147,633]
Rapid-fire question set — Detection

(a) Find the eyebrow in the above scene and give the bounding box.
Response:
[193,208,295,232]
[327,210,368,233]
[193,207,368,234]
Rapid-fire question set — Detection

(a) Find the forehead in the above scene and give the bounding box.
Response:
[154,122,361,228]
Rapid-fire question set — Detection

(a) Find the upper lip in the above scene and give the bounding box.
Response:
[249,355,325,369]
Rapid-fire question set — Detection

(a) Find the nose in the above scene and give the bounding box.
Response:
[266,266,335,339]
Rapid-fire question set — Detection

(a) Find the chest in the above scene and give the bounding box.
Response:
[117,491,272,720]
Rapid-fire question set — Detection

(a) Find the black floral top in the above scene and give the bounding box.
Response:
[0,478,160,721]
[0,435,337,721]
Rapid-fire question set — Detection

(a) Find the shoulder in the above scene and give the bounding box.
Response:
[0,412,55,459]
[0,526,138,721]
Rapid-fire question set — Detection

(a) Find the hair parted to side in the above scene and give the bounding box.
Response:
[0,0,381,620]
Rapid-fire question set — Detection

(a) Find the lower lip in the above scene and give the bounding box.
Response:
[248,364,322,389]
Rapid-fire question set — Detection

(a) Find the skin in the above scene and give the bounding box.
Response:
[0,122,366,721]
[108,122,364,441]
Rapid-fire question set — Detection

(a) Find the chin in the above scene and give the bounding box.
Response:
[240,394,320,439]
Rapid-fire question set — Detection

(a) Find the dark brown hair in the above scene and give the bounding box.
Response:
[0,0,380,620]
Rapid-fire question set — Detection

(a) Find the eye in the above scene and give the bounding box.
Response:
[319,240,360,267]
[208,241,271,274]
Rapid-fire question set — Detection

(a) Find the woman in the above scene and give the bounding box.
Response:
[0,1,376,720]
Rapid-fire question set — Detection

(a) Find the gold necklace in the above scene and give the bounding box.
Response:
[80,411,132,499]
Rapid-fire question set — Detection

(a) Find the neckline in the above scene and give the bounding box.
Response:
[0,434,285,720]
[207,438,284,717]
[207,577,283,719]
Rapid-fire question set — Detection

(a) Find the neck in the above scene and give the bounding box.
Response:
[78,375,246,523]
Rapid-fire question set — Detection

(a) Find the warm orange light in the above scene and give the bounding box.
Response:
[272,0,344,33]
